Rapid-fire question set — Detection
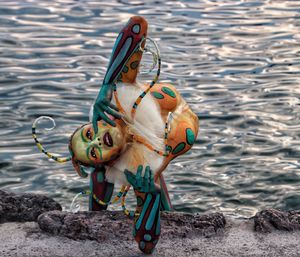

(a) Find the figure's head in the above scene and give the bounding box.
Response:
[69,121,127,177]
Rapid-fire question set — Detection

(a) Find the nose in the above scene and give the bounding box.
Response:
[90,138,102,146]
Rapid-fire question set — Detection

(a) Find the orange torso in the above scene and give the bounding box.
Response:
[114,37,199,170]
[149,83,199,166]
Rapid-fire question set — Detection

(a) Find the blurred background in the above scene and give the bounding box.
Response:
[0,0,299,218]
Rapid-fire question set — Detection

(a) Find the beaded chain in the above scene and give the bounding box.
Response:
[73,185,140,218]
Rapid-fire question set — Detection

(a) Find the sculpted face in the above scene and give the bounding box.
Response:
[71,121,126,166]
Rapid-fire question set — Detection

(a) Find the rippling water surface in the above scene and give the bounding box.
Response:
[0,0,300,218]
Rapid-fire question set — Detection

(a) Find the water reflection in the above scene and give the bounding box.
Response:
[0,0,299,218]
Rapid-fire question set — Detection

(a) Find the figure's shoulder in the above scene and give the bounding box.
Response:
[150,83,179,98]
[149,83,180,113]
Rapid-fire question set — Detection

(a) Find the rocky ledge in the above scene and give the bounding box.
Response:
[0,190,61,223]
[0,190,300,257]
[37,210,226,241]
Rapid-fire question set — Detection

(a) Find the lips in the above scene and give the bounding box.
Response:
[103,132,113,147]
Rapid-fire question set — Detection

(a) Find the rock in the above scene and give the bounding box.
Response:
[38,211,130,241]
[37,210,226,241]
[253,208,300,232]
[161,211,226,238]
[0,190,62,223]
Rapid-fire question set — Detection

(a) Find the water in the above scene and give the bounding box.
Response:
[0,0,299,218]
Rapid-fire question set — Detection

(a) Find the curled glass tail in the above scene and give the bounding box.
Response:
[70,191,88,213]
[32,116,71,163]
[139,37,159,74]
[70,186,128,212]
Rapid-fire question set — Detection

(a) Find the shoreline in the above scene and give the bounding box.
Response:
[1,218,300,257]
[0,190,299,257]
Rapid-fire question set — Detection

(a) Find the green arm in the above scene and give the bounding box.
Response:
[92,83,121,133]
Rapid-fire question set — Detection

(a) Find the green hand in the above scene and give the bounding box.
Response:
[125,165,159,193]
[92,83,121,133]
